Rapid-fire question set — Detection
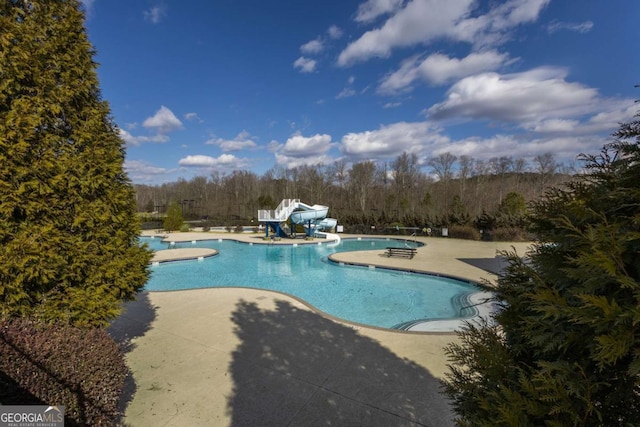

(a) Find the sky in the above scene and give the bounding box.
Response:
[80,0,639,184]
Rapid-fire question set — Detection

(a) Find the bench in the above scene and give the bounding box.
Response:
[385,247,417,259]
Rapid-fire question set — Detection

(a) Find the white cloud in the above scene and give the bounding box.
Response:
[293,56,317,73]
[327,25,343,39]
[529,101,637,135]
[178,154,248,169]
[339,0,549,66]
[339,0,473,66]
[451,0,550,48]
[124,160,173,183]
[144,4,166,24]
[274,153,336,169]
[281,133,333,156]
[205,130,258,152]
[300,38,324,54]
[336,88,356,99]
[584,102,637,131]
[378,50,514,94]
[119,129,169,146]
[485,0,550,31]
[547,20,594,34]
[355,0,404,23]
[427,67,598,126]
[121,106,182,146]
[531,119,580,133]
[184,112,203,122]
[271,133,337,170]
[340,121,447,161]
[377,55,421,95]
[434,133,603,165]
[142,106,183,134]
[336,114,629,168]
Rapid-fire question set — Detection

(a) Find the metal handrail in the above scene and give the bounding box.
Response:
[405,232,417,247]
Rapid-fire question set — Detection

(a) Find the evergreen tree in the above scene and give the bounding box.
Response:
[443,108,640,426]
[163,201,184,232]
[498,191,527,217]
[0,0,151,327]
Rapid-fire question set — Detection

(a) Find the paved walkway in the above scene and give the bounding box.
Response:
[109,232,532,426]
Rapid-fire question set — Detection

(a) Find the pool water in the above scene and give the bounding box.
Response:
[142,237,479,329]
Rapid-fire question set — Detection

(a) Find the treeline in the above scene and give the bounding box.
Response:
[134,152,576,239]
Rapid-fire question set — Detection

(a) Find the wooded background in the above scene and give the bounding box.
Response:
[134,151,575,235]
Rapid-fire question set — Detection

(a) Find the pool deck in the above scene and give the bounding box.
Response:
[109,231,532,426]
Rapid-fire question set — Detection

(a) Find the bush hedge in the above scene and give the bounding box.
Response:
[0,318,128,426]
[447,225,481,240]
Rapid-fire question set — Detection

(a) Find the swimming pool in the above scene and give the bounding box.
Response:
[142,237,481,330]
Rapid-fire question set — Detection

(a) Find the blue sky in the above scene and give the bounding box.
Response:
[81,0,639,184]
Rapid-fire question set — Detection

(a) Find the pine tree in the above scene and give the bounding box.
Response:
[0,0,152,327]
[163,201,184,232]
[443,107,640,426]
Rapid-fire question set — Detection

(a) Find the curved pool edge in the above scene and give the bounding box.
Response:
[142,286,460,336]
[325,254,494,332]
[326,253,475,285]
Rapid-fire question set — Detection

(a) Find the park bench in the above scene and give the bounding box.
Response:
[386,247,417,259]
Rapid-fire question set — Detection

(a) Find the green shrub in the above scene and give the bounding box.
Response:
[447,225,481,240]
[179,223,191,232]
[163,201,184,232]
[0,318,128,426]
[234,225,244,233]
[202,226,210,232]
[225,225,232,233]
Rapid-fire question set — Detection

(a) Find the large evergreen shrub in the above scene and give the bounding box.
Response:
[163,201,184,232]
[0,0,151,327]
[443,110,640,425]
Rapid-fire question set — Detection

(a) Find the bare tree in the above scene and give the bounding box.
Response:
[391,152,421,215]
[428,152,458,182]
[489,156,513,203]
[534,152,557,192]
[327,160,348,210]
[348,161,376,213]
[429,152,457,212]
[458,155,474,194]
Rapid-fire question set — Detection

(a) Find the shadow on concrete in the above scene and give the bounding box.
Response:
[227,299,454,426]
[458,256,509,275]
[107,292,157,422]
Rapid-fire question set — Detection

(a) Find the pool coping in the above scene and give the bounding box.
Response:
[151,248,218,263]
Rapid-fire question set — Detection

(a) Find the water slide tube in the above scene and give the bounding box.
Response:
[289,202,329,224]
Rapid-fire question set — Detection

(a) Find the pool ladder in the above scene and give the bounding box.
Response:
[405,232,417,248]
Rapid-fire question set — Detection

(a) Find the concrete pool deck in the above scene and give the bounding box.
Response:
[109,232,532,426]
